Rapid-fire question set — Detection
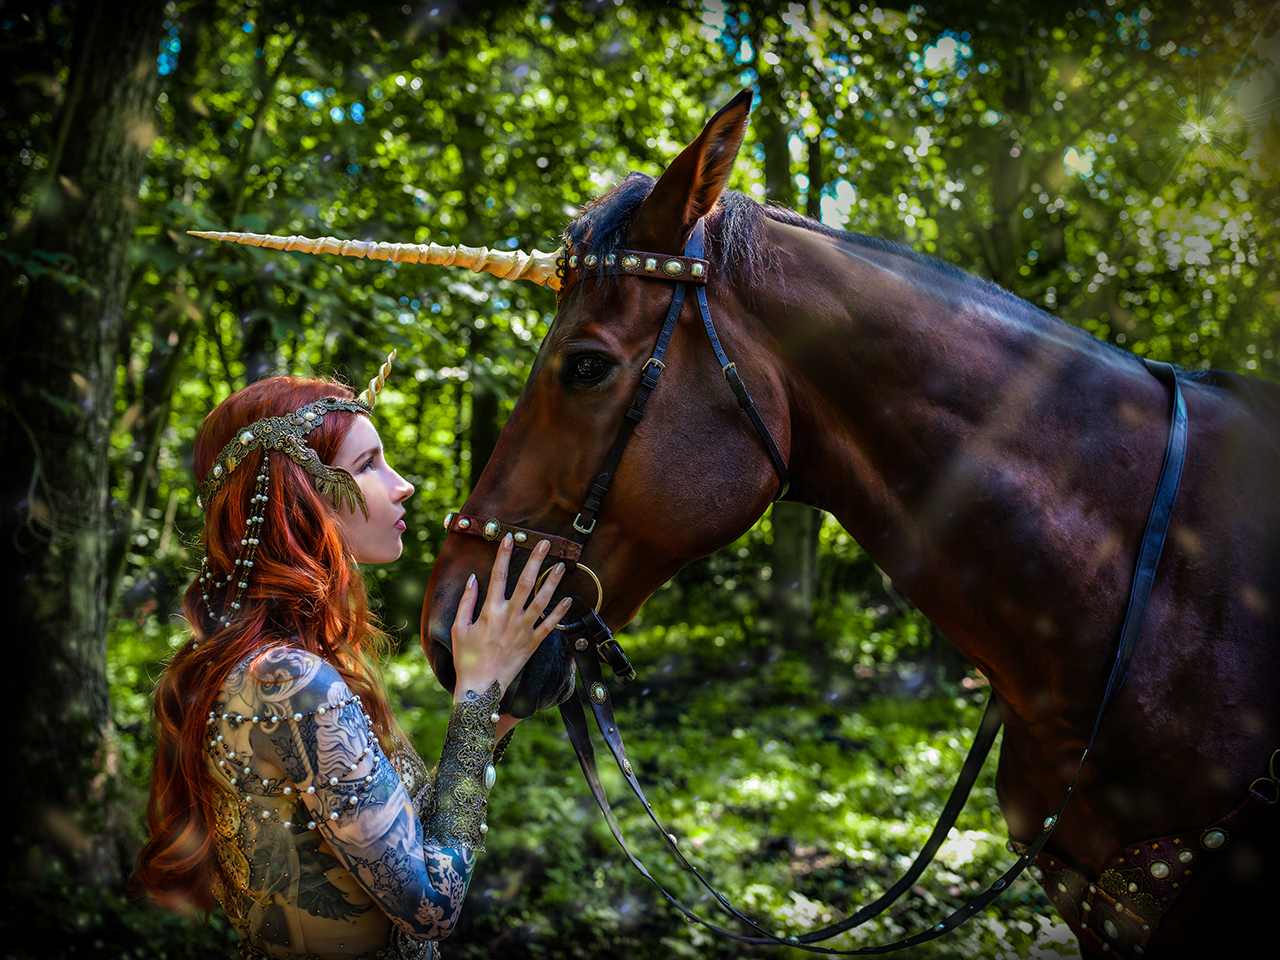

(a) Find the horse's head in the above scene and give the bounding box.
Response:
[421,89,792,716]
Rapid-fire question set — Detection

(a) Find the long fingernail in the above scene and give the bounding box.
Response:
[503,533,513,547]
[467,574,476,589]
[537,539,550,553]
[554,562,565,575]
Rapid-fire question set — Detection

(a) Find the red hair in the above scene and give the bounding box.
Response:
[132,377,403,913]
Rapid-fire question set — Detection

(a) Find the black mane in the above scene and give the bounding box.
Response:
[565,172,1020,297]
[561,174,1147,371]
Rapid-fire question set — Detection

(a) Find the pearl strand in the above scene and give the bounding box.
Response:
[207,695,382,830]
[199,456,270,628]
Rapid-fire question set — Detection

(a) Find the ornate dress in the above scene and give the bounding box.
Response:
[204,648,498,960]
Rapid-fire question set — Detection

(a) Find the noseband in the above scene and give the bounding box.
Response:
[444,217,790,674]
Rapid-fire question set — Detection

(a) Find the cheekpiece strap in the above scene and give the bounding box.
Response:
[558,248,710,299]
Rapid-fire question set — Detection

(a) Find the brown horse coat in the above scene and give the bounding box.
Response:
[422,91,1280,957]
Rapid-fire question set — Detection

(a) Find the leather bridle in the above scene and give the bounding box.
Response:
[444,217,790,678]
[442,220,1190,953]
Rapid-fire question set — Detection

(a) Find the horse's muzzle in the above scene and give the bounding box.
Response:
[426,623,577,719]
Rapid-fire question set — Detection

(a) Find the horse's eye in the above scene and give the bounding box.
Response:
[568,354,610,384]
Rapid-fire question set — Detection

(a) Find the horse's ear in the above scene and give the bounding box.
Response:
[627,88,753,253]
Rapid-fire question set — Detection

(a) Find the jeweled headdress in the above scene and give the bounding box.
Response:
[197,350,397,629]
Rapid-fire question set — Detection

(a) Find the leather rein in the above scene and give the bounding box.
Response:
[443,219,1190,952]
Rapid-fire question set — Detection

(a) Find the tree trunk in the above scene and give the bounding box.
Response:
[0,0,163,887]
[754,44,821,648]
[456,107,501,488]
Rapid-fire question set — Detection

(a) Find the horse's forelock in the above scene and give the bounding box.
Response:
[562,173,770,293]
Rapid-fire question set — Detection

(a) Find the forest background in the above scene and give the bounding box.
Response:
[2,0,1277,957]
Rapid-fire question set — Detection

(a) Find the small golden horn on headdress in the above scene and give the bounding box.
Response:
[360,349,396,409]
[187,230,563,291]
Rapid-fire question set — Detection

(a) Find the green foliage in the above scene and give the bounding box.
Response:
[3,0,1276,957]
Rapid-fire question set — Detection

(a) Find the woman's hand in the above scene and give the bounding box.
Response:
[450,534,572,702]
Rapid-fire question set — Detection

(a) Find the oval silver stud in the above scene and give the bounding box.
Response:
[483,519,501,541]
[575,638,589,651]
[213,464,224,478]
[568,254,578,268]
[240,430,255,445]
[1177,849,1194,864]
[690,262,705,278]
[662,258,684,276]
[584,254,599,268]
[513,531,527,544]
[1029,865,1043,881]
[590,682,607,704]
[621,254,640,270]
[644,257,657,272]
[457,518,470,530]
[622,759,633,777]
[1149,860,1170,879]
[1104,919,1119,939]
[443,512,455,530]
[484,764,496,791]
[1202,828,1226,849]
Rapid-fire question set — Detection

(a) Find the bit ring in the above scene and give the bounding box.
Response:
[535,561,603,627]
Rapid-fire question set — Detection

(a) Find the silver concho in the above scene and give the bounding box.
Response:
[1201,828,1227,849]
[590,682,607,704]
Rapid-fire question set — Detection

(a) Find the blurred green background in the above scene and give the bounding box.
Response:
[2,0,1276,956]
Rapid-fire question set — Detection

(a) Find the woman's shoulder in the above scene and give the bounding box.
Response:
[221,644,356,719]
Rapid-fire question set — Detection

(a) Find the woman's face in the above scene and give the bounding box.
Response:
[330,416,414,563]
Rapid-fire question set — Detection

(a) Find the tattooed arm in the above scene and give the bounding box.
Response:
[235,646,481,941]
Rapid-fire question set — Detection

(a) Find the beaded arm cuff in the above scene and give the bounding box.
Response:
[422,681,501,852]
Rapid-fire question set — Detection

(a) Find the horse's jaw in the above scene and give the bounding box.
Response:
[496,628,577,717]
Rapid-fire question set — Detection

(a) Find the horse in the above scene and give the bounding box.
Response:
[192,88,1280,957]
[413,88,1280,957]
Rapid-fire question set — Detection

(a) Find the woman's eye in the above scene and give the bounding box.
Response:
[568,354,610,384]
[361,457,375,472]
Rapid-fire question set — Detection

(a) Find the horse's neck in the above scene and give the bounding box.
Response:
[763,223,1168,695]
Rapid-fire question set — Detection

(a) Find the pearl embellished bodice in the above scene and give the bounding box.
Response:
[205,650,440,960]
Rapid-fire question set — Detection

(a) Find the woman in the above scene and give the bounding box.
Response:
[133,355,570,959]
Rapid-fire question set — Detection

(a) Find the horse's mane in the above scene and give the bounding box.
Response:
[564,173,1280,399]
[564,172,1082,330]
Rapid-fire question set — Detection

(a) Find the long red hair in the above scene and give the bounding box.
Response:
[132,377,402,913]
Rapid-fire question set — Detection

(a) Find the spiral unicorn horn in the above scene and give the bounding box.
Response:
[187,230,563,291]
[360,349,396,409]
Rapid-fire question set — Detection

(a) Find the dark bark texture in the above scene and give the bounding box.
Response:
[0,0,163,885]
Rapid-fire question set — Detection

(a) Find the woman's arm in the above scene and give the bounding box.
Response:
[232,647,476,939]
[230,537,569,941]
